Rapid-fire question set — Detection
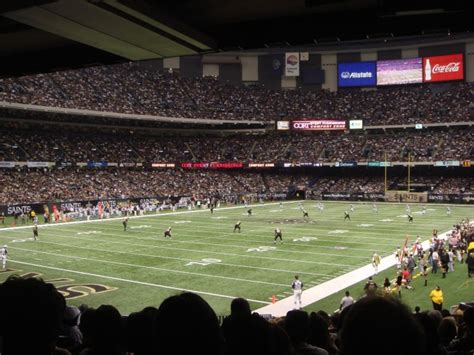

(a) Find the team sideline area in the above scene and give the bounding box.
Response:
[1,201,471,315]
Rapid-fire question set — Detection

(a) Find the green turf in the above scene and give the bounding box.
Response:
[0,201,472,316]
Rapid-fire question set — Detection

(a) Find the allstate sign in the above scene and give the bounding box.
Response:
[338,61,376,87]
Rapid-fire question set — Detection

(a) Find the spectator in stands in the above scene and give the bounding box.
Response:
[447,307,474,353]
[340,296,425,355]
[437,317,458,349]
[155,292,223,355]
[0,275,69,355]
[125,307,158,355]
[284,310,329,355]
[307,312,339,354]
[80,304,124,355]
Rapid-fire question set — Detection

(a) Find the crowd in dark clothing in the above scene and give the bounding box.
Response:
[1,128,472,164]
[0,62,473,124]
[0,276,473,355]
[0,167,472,205]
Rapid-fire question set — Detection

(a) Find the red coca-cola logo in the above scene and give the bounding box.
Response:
[423,54,464,82]
[432,62,460,73]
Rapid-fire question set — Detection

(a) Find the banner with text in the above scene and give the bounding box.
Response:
[423,54,464,83]
[338,61,376,87]
[291,120,346,131]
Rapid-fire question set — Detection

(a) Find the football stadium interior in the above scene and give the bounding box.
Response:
[0,1,474,354]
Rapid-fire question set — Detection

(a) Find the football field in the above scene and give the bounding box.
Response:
[0,201,472,316]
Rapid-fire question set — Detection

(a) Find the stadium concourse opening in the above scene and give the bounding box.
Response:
[0,1,474,352]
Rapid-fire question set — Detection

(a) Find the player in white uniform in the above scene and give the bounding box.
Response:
[317,202,325,213]
[446,206,452,215]
[350,204,354,213]
[372,203,378,213]
[292,275,303,310]
[0,245,8,269]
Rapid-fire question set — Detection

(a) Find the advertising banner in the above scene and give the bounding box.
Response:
[338,61,376,87]
[285,52,300,76]
[181,162,244,169]
[377,58,422,85]
[368,161,392,167]
[276,121,290,130]
[385,191,428,203]
[423,54,464,82]
[434,160,461,167]
[26,162,54,168]
[291,120,346,131]
[152,163,176,168]
[247,163,275,168]
[87,161,108,168]
[349,120,363,129]
[335,161,357,167]
[0,161,16,168]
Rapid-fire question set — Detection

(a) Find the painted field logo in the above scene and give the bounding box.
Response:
[293,237,318,242]
[174,220,192,224]
[130,225,151,229]
[58,284,117,300]
[185,258,222,267]
[379,219,393,222]
[356,224,374,227]
[328,230,348,234]
[77,231,102,235]
[20,272,117,300]
[247,246,276,253]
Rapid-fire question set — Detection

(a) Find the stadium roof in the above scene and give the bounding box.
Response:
[0,0,472,77]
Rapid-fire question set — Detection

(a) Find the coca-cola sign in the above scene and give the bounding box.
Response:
[423,54,464,82]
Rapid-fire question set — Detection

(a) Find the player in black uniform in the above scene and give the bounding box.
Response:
[33,224,39,241]
[210,205,214,214]
[274,228,283,244]
[408,214,413,223]
[247,209,252,216]
[302,210,309,219]
[164,227,172,239]
[233,221,241,233]
[123,217,129,231]
[344,211,350,221]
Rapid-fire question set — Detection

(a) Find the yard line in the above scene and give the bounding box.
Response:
[36,227,369,260]
[9,246,290,287]
[3,229,355,267]
[25,239,332,277]
[87,223,395,252]
[8,259,270,305]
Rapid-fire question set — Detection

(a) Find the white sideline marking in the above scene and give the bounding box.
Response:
[8,259,270,305]
[255,229,457,317]
[0,201,297,232]
[9,246,289,287]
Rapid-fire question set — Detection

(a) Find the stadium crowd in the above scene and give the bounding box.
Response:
[0,62,473,124]
[0,167,472,205]
[0,275,473,355]
[0,128,473,163]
